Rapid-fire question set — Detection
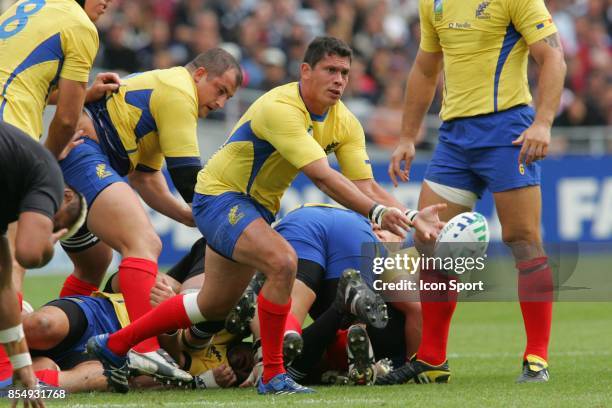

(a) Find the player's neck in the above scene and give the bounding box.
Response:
[298,82,328,116]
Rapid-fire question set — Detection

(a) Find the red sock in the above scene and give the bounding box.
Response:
[258,293,290,383]
[35,369,59,387]
[107,294,192,356]
[60,274,98,297]
[118,257,159,353]
[417,266,458,366]
[518,257,553,361]
[325,329,349,372]
[284,312,302,335]
[0,347,12,384]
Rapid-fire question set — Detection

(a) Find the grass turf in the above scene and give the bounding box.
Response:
[20,273,612,407]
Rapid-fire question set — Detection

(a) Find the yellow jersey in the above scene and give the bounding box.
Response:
[186,329,236,376]
[0,0,98,139]
[196,82,373,214]
[91,67,201,175]
[419,0,557,121]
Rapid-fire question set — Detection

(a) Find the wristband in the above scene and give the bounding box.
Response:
[405,210,419,224]
[198,369,220,388]
[0,324,25,343]
[9,353,32,369]
[368,203,388,225]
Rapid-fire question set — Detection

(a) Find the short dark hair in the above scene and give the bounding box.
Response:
[186,48,243,87]
[303,36,353,68]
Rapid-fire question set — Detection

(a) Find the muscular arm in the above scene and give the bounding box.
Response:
[45,78,87,158]
[302,158,376,217]
[128,170,194,227]
[352,178,406,211]
[529,32,566,127]
[400,49,443,144]
[14,212,56,268]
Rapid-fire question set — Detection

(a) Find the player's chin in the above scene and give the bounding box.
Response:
[198,107,210,117]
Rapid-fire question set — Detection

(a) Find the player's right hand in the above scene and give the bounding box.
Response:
[11,366,45,408]
[212,364,237,388]
[412,203,446,244]
[57,130,84,161]
[86,72,123,102]
[388,141,416,187]
[380,207,409,238]
[150,278,176,307]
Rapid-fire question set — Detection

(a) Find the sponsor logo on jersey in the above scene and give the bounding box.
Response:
[228,205,245,225]
[96,164,113,179]
[475,1,491,19]
[448,22,471,29]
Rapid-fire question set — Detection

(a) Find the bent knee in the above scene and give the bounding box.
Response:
[23,313,55,345]
[263,249,297,281]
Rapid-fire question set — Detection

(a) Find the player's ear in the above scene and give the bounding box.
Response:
[193,66,208,83]
[300,62,312,79]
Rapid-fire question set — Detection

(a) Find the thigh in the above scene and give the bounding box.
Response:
[471,146,541,193]
[418,181,473,222]
[425,130,486,197]
[493,185,544,260]
[87,182,158,257]
[23,305,70,350]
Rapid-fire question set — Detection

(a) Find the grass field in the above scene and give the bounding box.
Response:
[19,274,612,407]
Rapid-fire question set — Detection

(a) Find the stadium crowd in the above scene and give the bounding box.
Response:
[89,0,611,148]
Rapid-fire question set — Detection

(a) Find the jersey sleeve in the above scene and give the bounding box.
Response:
[60,23,99,82]
[508,0,557,45]
[419,0,442,52]
[251,102,326,170]
[20,160,63,220]
[152,87,201,170]
[136,136,164,171]
[334,114,374,180]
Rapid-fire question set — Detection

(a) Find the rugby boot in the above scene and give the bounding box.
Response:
[86,334,129,393]
[128,349,193,386]
[257,373,315,395]
[413,357,451,384]
[282,331,303,367]
[335,269,388,329]
[516,354,550,383]
[224,272,264,336]
[346,325,376,385]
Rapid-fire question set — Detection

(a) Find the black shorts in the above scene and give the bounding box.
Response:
[166,237,207,284]
[29,299,96,370]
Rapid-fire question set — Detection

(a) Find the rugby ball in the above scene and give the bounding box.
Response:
[434,212,490,262]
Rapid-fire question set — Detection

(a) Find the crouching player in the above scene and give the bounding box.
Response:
[0,122,87,405]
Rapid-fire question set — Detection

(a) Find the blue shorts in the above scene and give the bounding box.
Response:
[43,296,121,369]
[275,206,379,285]
[425,105,540,196]
[192,192,275,260]
[59,138,124,206]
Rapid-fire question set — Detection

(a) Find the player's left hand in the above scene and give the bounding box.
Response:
[512,122,551,166]
[57,130,85,161]
[412,203,446,243]
[86,72,123,102]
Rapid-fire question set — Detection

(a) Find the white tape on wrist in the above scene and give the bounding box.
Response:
[406,210,419,224]
[0,324,25,343]
[369,204,388,225]
[199,370,220,388]
[9,353,32,369]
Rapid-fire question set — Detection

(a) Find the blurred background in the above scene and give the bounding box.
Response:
[1,0,608,267]
[87,0,610,153]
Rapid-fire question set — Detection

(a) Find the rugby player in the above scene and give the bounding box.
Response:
[0,0,117,386]
[57,48,242,381]
[0,122,86,406]
[23,239,251,393]
[387,0,565,383]
[88,36,446,395]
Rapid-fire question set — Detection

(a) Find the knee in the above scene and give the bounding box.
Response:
[125,229,162,259]
[501,227,541,247]
[263,248,297,283]
[23,313,54,345]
